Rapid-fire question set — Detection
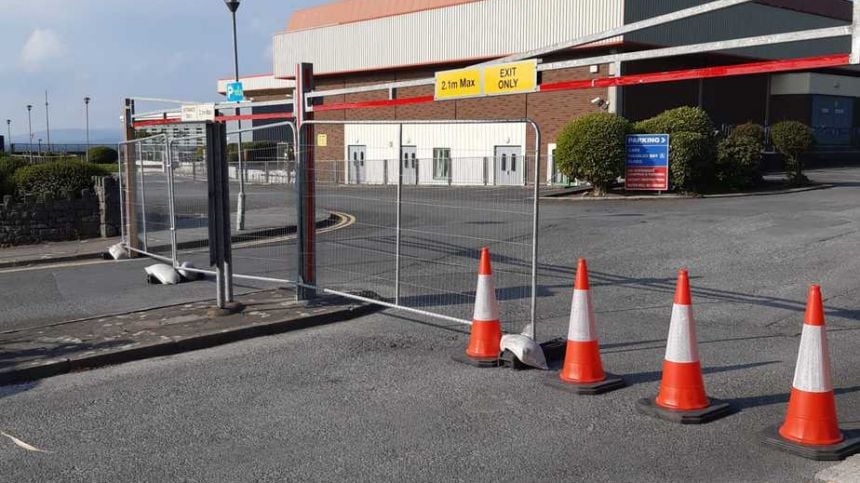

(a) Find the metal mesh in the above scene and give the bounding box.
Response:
[225,122,298,284]
[118,135,172,261]
[302,120,539,334]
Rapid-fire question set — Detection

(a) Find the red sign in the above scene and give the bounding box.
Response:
[626,167,669,190]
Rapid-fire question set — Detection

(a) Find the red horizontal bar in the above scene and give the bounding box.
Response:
[132,112,294,129]
[313,95,435,112]
[135,54,852,125]
[540,54,850,92]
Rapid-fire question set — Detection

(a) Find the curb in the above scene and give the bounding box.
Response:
[0,213,338,270]
[0,297,380,386]
[541,184,833,202]
[701,184,833,199]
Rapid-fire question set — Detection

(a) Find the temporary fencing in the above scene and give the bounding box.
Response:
[118,133,173,263]
[296,119,541,336]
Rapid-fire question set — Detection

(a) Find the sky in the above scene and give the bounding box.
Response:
[0,0,326,140]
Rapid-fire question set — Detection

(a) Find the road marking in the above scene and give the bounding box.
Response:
[1,431,51,453]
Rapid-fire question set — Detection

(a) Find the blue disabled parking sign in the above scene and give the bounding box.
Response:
[226,82,245,102]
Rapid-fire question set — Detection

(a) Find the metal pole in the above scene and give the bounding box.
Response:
[852,0,860,65]
[231,9,247,231]
[529,124,541,342]
[395,123,403,305]
[26,105,33,162]
[6,120,11,154]
[166,139,178,266]
[45,91,51,153]
[85,97,91,162]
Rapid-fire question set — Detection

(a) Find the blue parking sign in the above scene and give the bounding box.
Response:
[226,82,245,102]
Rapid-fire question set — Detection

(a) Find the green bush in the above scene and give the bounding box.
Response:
[717,136,763,190]
[634,106,714,138]
[770,121,813,185]
[729,122,765,145]
[0,157,28,196]
[555,113,631,195]
[12,160,111,200]
[87,146,119,164]
[669,132,713,192]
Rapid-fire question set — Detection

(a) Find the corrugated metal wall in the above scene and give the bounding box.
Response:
[625,0,850,60]
[274,0,624,77]
[343,123,527,185]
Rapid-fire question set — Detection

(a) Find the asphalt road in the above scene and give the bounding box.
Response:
[0,168,857,480]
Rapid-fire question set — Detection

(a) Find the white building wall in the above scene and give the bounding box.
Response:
[771,73,860,97]
[343,123,527,185]
[274,0,624,76]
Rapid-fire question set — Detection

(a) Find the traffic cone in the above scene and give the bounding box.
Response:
[637,269,733,424]
[459,247,502,367]
[546,259,625,394]
[763,285,860,461]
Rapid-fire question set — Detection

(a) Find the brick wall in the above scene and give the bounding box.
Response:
[310,65,608,182]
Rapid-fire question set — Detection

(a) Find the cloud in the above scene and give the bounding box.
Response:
[20,29,65,72]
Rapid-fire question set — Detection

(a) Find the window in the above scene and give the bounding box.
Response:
[433,148,451,180]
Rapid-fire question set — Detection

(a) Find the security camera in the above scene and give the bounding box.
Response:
[591,97,610,111]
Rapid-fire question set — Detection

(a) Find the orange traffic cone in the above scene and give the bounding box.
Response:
[637,269,733,424]
[460,247,502,367]
[763,285,860,460]
[546,259,625,394]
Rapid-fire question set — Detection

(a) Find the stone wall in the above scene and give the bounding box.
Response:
[0,176,120,247]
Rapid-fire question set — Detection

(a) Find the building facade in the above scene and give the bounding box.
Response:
[222,0,856,185]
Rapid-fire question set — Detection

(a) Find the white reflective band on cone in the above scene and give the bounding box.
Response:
[473,274,500,322]
[664,304,699,363]
[568,289,597,342]
[792,324,833,393]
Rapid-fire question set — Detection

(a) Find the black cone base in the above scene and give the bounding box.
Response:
[761,425,860,461]
[451,353,500,368]
[545,373,626,395]
[636,397,734,424]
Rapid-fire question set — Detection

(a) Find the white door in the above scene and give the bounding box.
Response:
[401,146,417,185]
[494,146,523,186]
[348,145,366,184]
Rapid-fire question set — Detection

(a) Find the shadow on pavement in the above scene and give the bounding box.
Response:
[0,381,38,399]
[731,385,860,410]
[622,360,781,385]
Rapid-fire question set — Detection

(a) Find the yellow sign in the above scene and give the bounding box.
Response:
[483,60,538,96]
[317,133,328,147]
[434,68,483,100]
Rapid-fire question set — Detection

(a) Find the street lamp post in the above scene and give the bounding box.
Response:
[45,91,51,153]
[84,97,91,162]
[5,120,11,155]
[224,0,246,231]
[26,105,33,162]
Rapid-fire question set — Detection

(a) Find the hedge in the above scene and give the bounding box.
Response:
[729,122,765,145]
[634,106,714,138]
[87,146,119,164]
[717,135,763,190]
[227,141,280,163]
[770,121,813,185]
[555,112,631,195]
[0,157,28,196]
[12,160,113,200]
[669,132,712,192]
